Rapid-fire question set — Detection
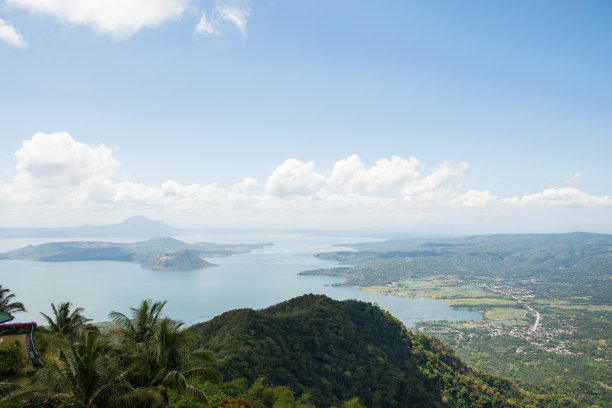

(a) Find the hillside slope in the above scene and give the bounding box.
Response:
[192,294,537,408]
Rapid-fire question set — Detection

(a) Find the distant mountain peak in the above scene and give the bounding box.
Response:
[142,237,186,244]
[119,215,165,225]
[0,215,183,238]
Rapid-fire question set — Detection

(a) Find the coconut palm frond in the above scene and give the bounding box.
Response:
[0,382,47,405]
[0,285,26,314]
[41,302,92,341]
[183,367,223,385]
[161,370,187,391]
[191,350,217,365]
[186,383,210,407]
[110,385,167,408]
[0,381,20,398]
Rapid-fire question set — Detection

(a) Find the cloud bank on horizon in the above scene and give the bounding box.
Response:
[0,0,249,44]
[0,133,610,230]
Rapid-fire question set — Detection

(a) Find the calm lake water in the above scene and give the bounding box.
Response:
[0,233,480,327]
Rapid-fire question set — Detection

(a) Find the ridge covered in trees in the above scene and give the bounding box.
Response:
[0,291,587,407]
[192,294,550,407]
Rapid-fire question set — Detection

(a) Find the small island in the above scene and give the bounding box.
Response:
[141,249,215,270]
[0,237,272,271]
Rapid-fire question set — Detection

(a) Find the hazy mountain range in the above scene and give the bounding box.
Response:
[0,215,182,238]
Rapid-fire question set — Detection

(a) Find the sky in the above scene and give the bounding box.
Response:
[0,0,611,233]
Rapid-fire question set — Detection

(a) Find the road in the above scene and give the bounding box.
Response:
[525,304,541,332]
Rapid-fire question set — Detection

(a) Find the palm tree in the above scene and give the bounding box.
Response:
[0,285,26,315]
[40,302,91,341]
[149,318,221,406]
[110,300,221,407]
[0,381,20,399]
[0,381,45,406]
[109,299,168,345]
[30,331,166,408]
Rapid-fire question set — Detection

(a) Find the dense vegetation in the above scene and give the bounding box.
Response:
[0,298,222,407]
[1,291,555,408]
[0,341,25,376]
[306,233,611,291]
[192,294,549,408]
[301,233,612,406]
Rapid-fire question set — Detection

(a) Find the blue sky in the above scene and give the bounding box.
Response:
[0,0,611,232]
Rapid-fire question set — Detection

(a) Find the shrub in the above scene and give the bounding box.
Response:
[0,341,25,375]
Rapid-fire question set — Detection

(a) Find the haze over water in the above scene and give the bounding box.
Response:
[0,233,480,327]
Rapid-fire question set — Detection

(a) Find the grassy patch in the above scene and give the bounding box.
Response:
[533,299,569,305]
[484,307,530,325]
[360,278,503,302]
[542,303,612,312]
[448,298,516,307]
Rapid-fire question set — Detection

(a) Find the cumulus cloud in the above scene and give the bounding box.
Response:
[516,187,612,207]
[14,132,119,188]
[1,133,611,228]
[195,3,250,37]
[267,155,427,197]
[450,189,498,208]
[0,18,27,48]
[328,155,422,193]
[233,177,259,193]
[6,0,190,38]
[265,159,325,196]
[261,155,611,212]
[401,161,468,196]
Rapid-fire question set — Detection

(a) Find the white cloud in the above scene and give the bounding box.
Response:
[14,132,119,189]
[1,133,611,229]
[233,177,259,193]
[194,4,250,37]
[265,159,325,197]
[401,161,468,196]
[328,155,422,193]
[516,187,612,207]
[195,12,219,36]
[0,18,27,48]
[6,0,190,38]
[450,189,498,208]
[217,6,249,36]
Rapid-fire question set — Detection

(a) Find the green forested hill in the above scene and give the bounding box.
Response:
[299,233,612,406]
[192,294,539,408]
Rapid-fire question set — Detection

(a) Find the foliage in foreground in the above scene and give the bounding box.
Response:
[0,285,26,316]
[1,294,595,407]
[0,299,220,408]
[0,342,25,376]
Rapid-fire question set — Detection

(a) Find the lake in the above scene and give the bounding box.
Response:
[0,233,480,327]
